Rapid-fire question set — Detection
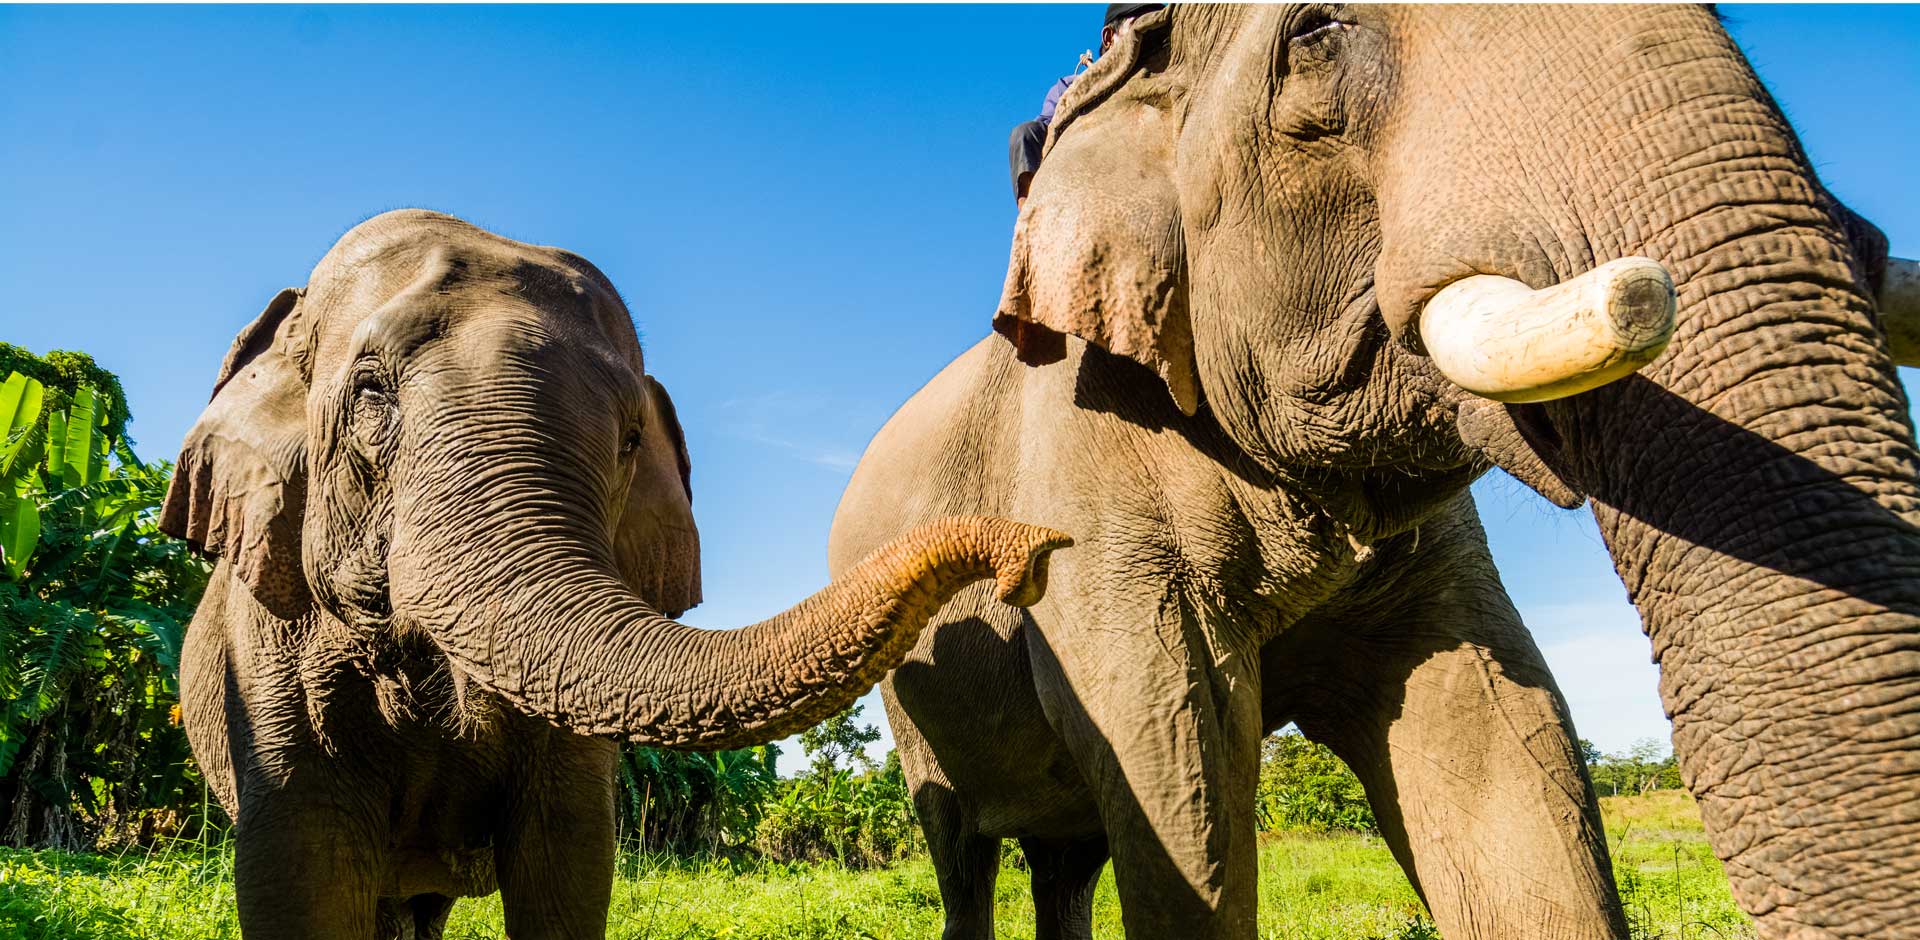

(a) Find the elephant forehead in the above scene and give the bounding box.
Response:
[302,212,638,366]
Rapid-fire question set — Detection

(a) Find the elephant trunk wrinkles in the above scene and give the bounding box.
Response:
[1567,175,1920,932]
[400,500,1066,750]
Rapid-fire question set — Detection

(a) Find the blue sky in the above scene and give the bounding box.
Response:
[2,4,1915,776]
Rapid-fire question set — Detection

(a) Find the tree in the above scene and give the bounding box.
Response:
[798,703,882,780]
[615,743,779,855]
[0,350,209,850]
[1579,738,1604,766]
[1255,729,1375,833]
[1582,737,1680,797]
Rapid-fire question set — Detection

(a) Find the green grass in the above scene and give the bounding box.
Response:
[0,792,1750,939]
[1602,792,1756,940]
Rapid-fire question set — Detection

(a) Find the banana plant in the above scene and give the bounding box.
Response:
[0,360,208,849]
[1,371,48,580]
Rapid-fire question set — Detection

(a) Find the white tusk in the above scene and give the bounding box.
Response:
[1418,257,1677,404]
[1879,257,1920,368]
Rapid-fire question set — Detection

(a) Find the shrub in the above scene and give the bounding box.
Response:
[755,707,919,868]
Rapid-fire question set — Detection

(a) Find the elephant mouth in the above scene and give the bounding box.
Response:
[1454,396,1584,507]
[1400,257,1675,507]
[327,525,399,631]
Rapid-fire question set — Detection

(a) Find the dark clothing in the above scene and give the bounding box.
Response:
[1010,74,1077,197]
[1105,3,1161,29]
[1007,5,1162,199]
[1009,120,1048,197]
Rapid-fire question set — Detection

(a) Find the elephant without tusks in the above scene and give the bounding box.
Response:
[831,6,1919,940]
[159,209,1067,939]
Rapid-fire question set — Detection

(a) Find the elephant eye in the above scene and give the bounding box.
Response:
[350,370,393,420]
[346,364,397,458]
[621,426,643,457]
[1288,8,1352,47]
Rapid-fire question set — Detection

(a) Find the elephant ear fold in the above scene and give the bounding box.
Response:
[160,287,313,618]
[614,374,702,618]
[1834,201,1889,298]
[992,13,1197,415]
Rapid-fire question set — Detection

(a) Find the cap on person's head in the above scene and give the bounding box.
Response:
[1104,3,1162,30]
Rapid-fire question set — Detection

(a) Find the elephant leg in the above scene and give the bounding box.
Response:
[1032,596,1263,940]
[917,781,1002,940]
[409,894,454,940]
[496,728,617,940]
[1294,548,1627,939]
[376,898,413,940]
[230,784,383,940]
[1022,835,1108,940]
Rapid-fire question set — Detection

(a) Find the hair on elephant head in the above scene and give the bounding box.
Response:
[994,6,1919,937]
[163,209,1068,749]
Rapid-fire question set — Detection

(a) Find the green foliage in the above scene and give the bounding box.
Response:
[615,744,780,856]
[0,353,211,851]
[0,345,130,450]
[1583,737,1683,797]
[797,703,882,779]
[1367,919,1442,940]
[0,841,236,940]
[1256,730,1376,833]
[755,709,919,868]
[1604,791,1753,940]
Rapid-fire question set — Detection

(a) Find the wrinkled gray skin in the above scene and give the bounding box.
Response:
[831,6,1916,940]
[161,210,1067,939]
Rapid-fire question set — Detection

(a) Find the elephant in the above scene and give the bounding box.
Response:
[829,6,1919,940]
[158,209,1068,939]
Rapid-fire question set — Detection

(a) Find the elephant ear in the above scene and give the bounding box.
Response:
[160,288,313,618]
[992,9,1197,415]
[613,374,701,618]
[1834,200,1889,298]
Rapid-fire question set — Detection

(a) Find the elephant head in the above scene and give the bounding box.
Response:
[998,6,1917,936]
[164,209,1067,749]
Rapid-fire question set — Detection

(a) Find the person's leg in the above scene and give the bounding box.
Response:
[1009,121,1048,203]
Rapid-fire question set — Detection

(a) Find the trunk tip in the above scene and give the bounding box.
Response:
[980,519,1074,608]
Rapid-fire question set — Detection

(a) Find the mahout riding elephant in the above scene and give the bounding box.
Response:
[159,209,1068,939]
[830,6,1919,940]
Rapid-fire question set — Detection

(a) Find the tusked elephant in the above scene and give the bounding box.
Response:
[159,209,1068,939]
[830,6,1919,940]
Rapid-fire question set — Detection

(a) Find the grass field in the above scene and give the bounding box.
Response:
[0,791,1750,940]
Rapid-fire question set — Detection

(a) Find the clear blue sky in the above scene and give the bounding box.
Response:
[3,4,1915,775]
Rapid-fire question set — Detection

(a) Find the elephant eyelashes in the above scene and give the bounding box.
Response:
[1289,21,1349,65]
[348,367,397,453]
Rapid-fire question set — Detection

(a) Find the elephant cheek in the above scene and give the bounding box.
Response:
[301,450,395,628]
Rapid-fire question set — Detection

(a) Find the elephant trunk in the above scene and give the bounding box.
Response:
[393,493,1067,749]
[1570,241,1920,934]
[1382,7,1920,931]
[1544,59,1920,938]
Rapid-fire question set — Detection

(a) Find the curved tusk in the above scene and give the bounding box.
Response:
[1879,257,1920,368]
[1418,257,1677,404]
